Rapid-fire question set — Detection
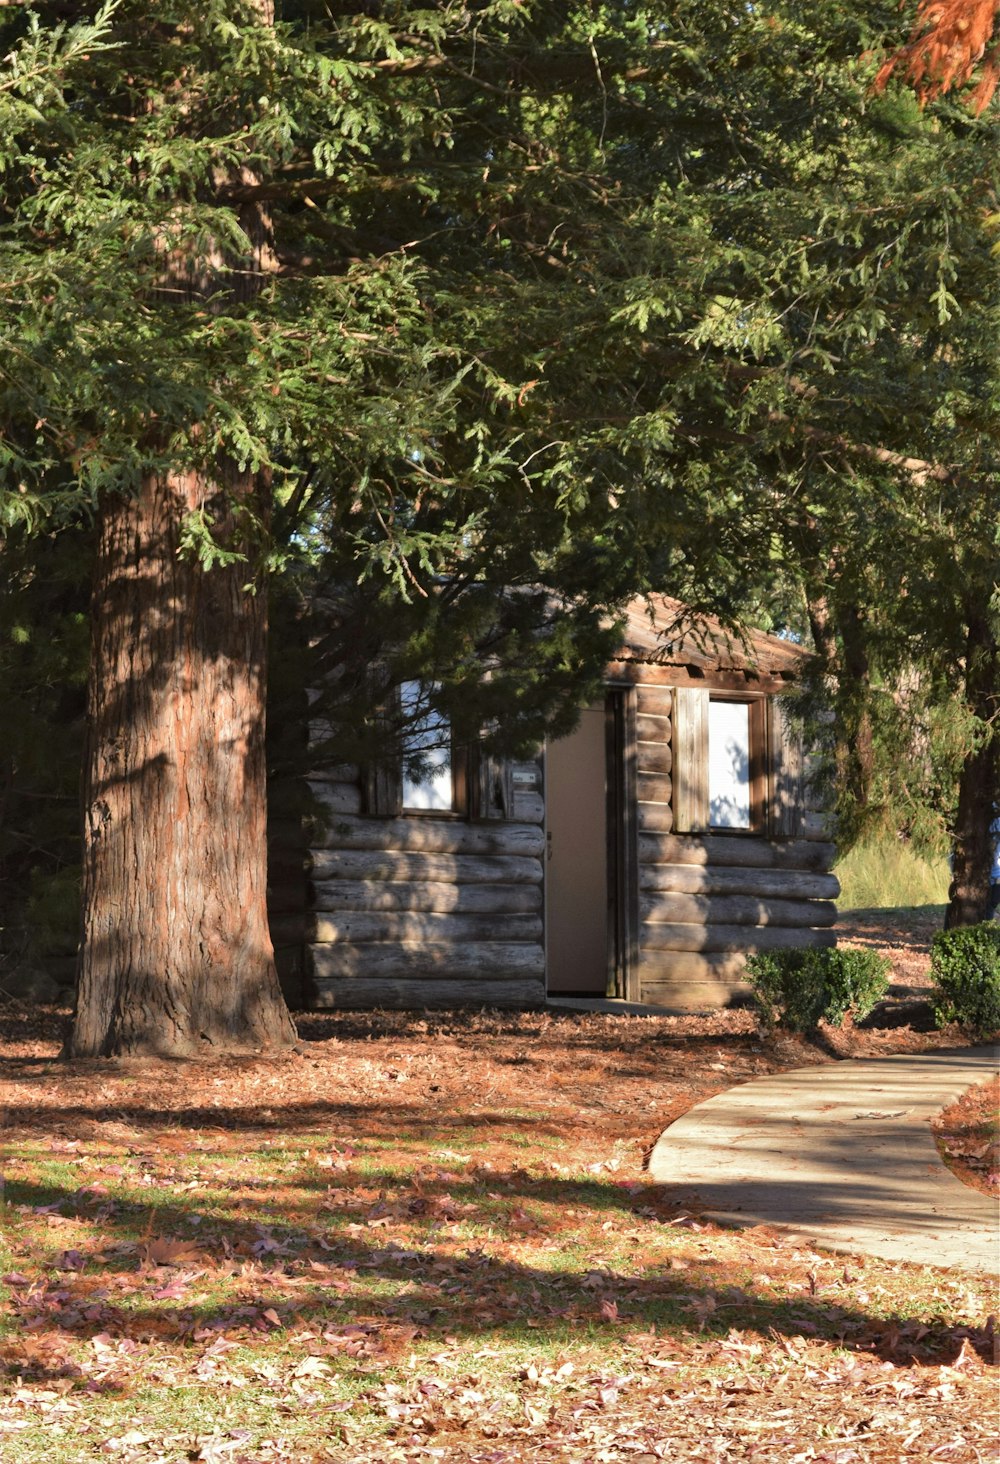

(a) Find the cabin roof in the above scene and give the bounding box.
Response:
[613,596,806,679]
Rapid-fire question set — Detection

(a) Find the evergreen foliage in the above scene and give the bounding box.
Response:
[0,0,997,1013]
[5,1,991,612]
[745,948,892,1034]
[930,924,1000,1037]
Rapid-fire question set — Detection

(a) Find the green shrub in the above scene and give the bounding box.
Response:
[745,946,891,1033]
[930,924,1000,1039]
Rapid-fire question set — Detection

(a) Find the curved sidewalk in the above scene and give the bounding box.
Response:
[648,1046,1000,1274]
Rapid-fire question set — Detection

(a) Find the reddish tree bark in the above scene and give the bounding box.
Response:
[67,469,297,1057]
[63,0,300,1057]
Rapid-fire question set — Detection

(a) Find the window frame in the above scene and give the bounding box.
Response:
[398,679,469,818]
[672,685,801,839]
[366,675,513,822]
[705,692,768,835]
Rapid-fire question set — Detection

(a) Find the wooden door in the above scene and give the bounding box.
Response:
[545,706,611,995]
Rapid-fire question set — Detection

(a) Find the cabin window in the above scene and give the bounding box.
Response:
[365,677,513,821]
[707,699,751,828]
[672,687,800,837]
[708,697,766,831]
[399,680,465,814]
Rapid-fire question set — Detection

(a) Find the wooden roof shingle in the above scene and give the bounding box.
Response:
[612,596,807,680]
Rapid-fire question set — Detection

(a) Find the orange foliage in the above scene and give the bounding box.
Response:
[875,0,1000,113]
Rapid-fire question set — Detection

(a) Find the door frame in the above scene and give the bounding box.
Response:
[605,684,641,1002]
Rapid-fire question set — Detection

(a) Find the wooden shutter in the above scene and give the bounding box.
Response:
[767,695,804,839]
[364,677,402,816]
[474,747,513,821]
[671,686,709,833]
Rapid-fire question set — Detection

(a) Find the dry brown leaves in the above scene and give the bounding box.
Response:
[0,915,995,1463]
[834,910,938,992]
[933,1075,1000,1197]
[874,0,1000,113]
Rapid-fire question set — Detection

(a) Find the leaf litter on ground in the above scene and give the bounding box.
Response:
[0,911,996,1462]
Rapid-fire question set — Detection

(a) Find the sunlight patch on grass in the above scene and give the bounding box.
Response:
[835,837,950,911]
[2,1008,998,1461]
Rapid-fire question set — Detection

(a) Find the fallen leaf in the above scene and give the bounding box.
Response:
[292,1355,331,1378]
[142,1237,203,1267]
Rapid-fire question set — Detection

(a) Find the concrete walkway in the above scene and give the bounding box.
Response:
[648,1046,1000,1275]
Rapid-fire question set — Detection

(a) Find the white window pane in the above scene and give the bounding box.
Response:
[400,680,454,811]
[708,701,751,829]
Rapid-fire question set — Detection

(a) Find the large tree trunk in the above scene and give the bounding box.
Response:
[67,468,297,1057]
[64,0,298,1055]
[945,608,1000,929]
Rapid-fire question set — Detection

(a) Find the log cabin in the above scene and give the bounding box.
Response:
[267,597,838,1013]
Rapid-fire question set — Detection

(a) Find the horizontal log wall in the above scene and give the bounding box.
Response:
[295,679,839,1017]
[641,891,837,928]
[631,679,837,1014]
[311,910,543,944]
[306,779,364,817]
[640,922,838,954]
[639,833,837,871]
[638,951,751,985]
[640,864,839,900]
[314,978,545,1011]
[635,685,673,843]
[307,760,545,1010]
[311,849,541,885]
[308,809,545,857]
[312,942,545,982]
[312,879,542,913]
[267,780,312,1008]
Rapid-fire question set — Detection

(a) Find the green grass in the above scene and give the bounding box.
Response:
[3,1018,997,1462]
[835,836,950,911]
[2,1126,995,1463]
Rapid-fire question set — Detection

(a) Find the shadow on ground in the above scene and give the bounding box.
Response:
[3,1165,995,1377]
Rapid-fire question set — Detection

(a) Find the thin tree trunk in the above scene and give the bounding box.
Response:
[806,587,875,840]
[834,599,876,813]
[68,468,297,1057]
[805,590,838,670]
[945,608,1000,929]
